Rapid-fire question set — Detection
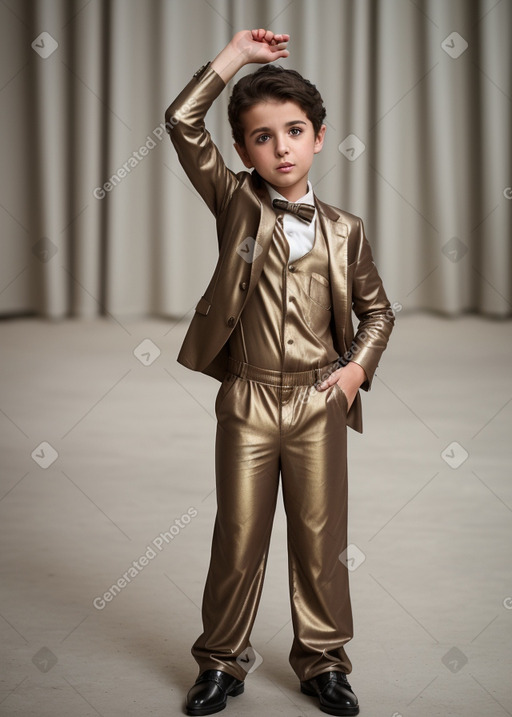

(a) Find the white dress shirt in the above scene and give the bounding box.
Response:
[265,180,316,263]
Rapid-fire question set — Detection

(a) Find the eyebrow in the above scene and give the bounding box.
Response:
[249,120,307,137]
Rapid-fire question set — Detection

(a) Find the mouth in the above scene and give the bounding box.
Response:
[276,163,294,172]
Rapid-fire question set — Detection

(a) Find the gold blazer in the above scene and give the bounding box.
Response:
[165,63,394,433]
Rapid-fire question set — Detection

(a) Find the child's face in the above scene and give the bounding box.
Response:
[234,100,325,202]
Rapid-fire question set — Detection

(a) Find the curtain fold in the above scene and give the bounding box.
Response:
[1,0,510,319]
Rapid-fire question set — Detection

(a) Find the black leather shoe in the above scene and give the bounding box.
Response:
[185,669,244,715]
[301,671,359,716]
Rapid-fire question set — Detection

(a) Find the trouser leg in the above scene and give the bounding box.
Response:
[280,383,353,682]
[191,377,280,680]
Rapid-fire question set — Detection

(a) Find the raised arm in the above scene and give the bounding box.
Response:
[165,30,289,217]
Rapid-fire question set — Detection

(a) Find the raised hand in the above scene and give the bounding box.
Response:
[211,29,290,83]
[233,29,290,64]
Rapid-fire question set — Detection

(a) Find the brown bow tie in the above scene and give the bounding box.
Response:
[272,198,315,224]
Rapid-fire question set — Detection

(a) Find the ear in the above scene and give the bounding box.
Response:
[234,142,254,168]
[313,124,326,155]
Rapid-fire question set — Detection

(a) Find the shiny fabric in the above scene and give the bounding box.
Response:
[165,63,395,434]
[191,212,353,683]
[228,214,339,372]
[165,61,394,684]
[272,198,316,223]
[192,373,352,683]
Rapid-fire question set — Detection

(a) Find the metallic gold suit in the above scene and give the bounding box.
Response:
[165,62,394,682]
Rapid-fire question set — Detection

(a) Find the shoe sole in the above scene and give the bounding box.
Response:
[300,685,360,716]
[186,683,244,716]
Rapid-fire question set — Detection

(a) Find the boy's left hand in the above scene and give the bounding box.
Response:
[316,361,366,410]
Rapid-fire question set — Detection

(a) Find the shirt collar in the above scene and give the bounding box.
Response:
[264,180,314,206]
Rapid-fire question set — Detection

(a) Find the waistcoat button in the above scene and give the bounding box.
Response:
[239,281,248,291]
[288,265,296,273]
[227,316,236,328]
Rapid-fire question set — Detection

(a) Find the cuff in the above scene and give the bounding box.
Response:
[193,61,211,79]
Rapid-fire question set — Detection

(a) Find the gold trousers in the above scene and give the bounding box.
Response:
[191,360,353,682]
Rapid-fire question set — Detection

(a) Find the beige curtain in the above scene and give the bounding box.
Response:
[1,0,511,319]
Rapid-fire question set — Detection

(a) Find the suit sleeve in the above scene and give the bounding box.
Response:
[164,63,239,217]
[348,219,394,391]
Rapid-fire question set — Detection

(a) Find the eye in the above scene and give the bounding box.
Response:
[289,127,302,136]
[256,133,270,144]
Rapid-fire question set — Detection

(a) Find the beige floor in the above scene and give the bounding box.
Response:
[0,313,511,717]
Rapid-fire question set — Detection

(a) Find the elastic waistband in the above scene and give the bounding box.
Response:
[227,357,339,387]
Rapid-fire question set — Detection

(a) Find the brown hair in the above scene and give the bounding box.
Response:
[228,65,326,146]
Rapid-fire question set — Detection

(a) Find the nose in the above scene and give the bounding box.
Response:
[275,135,289,156]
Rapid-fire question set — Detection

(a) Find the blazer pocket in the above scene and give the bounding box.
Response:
[309,272,331,310]
[195,296,211,316]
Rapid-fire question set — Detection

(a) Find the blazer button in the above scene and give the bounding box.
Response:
[239,281,248,291]
[227,316,236,328]
[289,265,296,273]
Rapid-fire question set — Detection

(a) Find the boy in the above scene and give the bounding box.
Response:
[165,29,394,717]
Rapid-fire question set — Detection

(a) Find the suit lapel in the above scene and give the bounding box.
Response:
[246,172,276,299]
[315,197,350,350]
